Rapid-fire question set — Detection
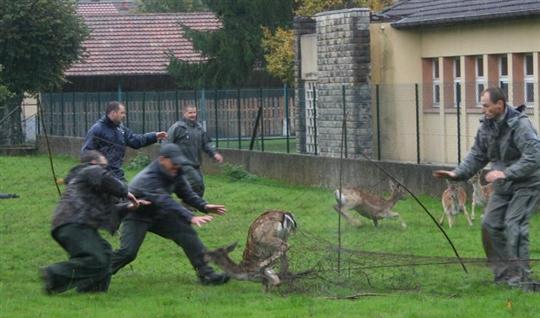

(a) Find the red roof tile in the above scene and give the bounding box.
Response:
[66,13,221,76]
[76,3,121,16]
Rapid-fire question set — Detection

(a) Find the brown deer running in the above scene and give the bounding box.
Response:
[334,181,407,228]
[440,180,472,228]
[204,210,297,287]
[468,173,494,220]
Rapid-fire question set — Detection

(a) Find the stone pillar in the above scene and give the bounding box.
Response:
[314,8,372,158]
[293,16,316,154]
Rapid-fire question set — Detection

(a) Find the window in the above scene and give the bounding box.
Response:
[432,58,440,106]
[475,56,485,105]
[499,55,509,98]
[524,54,534,106]
[453,58,461,106]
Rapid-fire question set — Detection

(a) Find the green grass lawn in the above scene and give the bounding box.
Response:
[1,155,539,318]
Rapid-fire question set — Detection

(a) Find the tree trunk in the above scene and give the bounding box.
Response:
[0,94,24,146]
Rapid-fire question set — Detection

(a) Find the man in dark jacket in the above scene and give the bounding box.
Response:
[82,101,168,181]
[434,87,540,292]
[111,143,230,285]
[167,104,223,197]
[40,151,144,294]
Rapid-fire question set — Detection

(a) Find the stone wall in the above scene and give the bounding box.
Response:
[314,8,372,158]
[36,136,455,197]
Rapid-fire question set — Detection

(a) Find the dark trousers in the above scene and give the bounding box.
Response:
[44,224,112,293]
[111,214,211,276]
[482,187,540,286]
[182,165,205,198]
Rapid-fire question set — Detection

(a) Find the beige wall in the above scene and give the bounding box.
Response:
[370,18,540,165]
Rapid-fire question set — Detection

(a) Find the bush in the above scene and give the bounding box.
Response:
[221,163,258,181]
[126,153,151,170]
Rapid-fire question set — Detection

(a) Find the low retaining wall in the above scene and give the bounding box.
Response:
[37,136,454,196]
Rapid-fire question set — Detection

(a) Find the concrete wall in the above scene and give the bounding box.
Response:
[37,136,456,197]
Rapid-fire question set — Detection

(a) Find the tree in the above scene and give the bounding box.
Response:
[168,0,294,88]
[136,0,208,12]
[261,0,395,83]
[0,0,87,145]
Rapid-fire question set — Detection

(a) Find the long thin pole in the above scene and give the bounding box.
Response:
[376,84,381,160]
[259,87,265,152]
[37,95,62,198]
[312,86,318,156]
[214,89,219,148]
[284,84,290,153]
[237,88,241,149]
[415,83,420,164]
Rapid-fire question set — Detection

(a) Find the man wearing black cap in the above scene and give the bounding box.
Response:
[111,144,230,285]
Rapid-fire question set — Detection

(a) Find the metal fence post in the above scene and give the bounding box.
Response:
[260,87,265,152]
[61,92,65,136]
[457,83,462,164]
[157,91,162,131]
[342,85,347,158]
[376,84,381,160]
[313,85,318,156]
[72,92,76,136]
[125,91,129,128]
[214,89,219,148]
[84,92,88,133]
[49,93,53,134]
[237,88,241,149]
[415,83,420,164]
[284,84,290,153]
[142,91,146,132]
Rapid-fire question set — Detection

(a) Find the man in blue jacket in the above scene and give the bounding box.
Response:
[111,144,230,285]
[82,101,168,181]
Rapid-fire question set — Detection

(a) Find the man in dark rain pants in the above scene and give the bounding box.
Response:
[40,151,144,294]
[434,87,540,292]
[111,143,230,285]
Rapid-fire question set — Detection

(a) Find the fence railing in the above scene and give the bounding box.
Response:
[39,87,297,153]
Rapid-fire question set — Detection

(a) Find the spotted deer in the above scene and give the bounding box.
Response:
[334,181,407,228]
[468,173,494,220]
[440,180,472,228]
[204,210,297,287]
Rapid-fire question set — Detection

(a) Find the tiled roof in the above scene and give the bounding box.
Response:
[76,3,120,15]
[381,0,540,29]
[66,13,220,76]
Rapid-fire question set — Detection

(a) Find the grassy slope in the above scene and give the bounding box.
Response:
[0,155,539,318]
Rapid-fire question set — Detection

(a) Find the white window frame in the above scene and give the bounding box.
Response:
[304,81,318,154]
[453,57,461,107]
[524,54,534,107]
[432,58,440,107]
[499,55,509,98]
[475,56,485,106]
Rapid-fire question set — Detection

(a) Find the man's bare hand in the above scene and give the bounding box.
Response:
[191,215,214,227]
[214,153,224,163]
[433,170,457,179]
[205,204,226,215]
[156,131,168,140]
[485,170,506,183]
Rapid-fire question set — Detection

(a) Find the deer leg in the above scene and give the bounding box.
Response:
[387,211,407,228]
[334,205,362,227]
[448,214,454,229]
[278,250,290,277]
[372,218,379,227]
[462,205,473,226]
[471,201,476,220]
[439,210,446,225]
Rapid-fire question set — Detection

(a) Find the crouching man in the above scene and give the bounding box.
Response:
[40,151,145,294]
[111,143,230,285]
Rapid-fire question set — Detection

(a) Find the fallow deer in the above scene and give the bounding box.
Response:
[468,173,493,220]
[334,181,407,228]
[204,210,297,287]
[440,180,472,228]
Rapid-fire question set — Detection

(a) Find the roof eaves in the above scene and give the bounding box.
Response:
[391,9,540,29]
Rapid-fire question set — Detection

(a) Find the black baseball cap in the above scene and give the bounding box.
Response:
[159,144,185,166]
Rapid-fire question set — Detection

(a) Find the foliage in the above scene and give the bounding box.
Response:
[295,0,395,16]
[168,0,294,88]
[135,0,208,12]
[0,0,88,95]
[221,163,258,181]
[261,27,295,85]
[1,155,540,317]
[126,153,152,170]
[0,0,88,144]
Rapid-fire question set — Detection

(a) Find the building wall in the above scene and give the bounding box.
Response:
[370,17,540,165]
